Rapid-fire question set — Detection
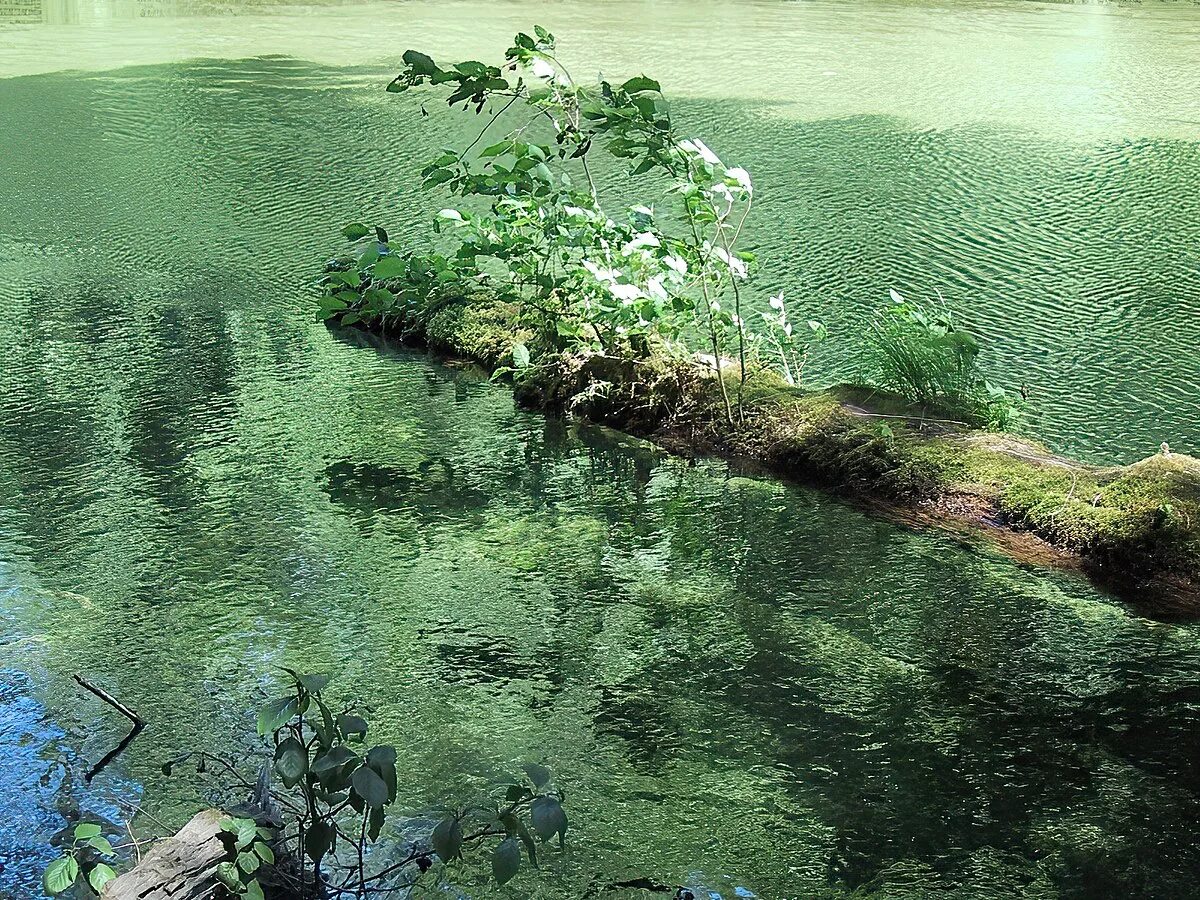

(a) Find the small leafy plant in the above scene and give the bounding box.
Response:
[42,823,117,896]
[214,817,274,900]
[864,289,1017,428]
[253,669,569,896]
[318,26,826,422]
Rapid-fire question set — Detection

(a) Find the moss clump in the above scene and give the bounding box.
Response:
[422,295,531,369]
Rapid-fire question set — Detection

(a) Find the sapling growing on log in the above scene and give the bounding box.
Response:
[318,25,827,423]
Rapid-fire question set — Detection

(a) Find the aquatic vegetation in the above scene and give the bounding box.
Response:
[862,290,1018,429]
[319,27,826,423]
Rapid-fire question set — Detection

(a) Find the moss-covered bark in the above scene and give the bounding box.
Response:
[334,292,1200,614]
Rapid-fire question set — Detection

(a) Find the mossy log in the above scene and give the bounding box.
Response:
[102,809,228,900]
[334,294,1200,615]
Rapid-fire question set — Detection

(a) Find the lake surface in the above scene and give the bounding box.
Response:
[3,1,1200,897]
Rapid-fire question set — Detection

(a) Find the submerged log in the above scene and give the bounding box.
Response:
[102,809,228,900]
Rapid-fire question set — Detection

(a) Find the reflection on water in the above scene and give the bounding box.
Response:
[2,2,1200,898]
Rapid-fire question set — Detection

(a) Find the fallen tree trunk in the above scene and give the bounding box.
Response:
[103,809,228,900]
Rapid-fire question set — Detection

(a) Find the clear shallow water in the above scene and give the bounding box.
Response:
[3,2,1200,898]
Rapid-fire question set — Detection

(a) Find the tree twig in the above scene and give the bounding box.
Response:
[73,674,146,728]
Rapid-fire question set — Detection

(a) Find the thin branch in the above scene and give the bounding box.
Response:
[73,674,146,728]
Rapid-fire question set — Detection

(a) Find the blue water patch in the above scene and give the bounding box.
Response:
[0,669,138,897]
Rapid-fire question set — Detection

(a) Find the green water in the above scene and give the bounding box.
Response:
[3,1,1200,897]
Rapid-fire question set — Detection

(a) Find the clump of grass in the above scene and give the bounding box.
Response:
[863,290,1018,429]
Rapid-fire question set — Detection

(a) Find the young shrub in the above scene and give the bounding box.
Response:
[318,26,827,423]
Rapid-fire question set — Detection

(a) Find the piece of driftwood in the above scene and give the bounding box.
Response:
[102,809,229,900]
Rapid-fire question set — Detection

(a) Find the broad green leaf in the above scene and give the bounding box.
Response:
[256,696,298,736]
[294,672,331,694]
[621,75,662,94]
[88,863,117,893]
[342,223,371,240]
[402,49,438,77]
[237,851,260,874]
[372,255,407,279]
[87,835,114,856]
[215,861,240,889]
[304,821,335,862]
[244,879,265,900]
[253,841,275,865]
[531,796,568,842]
[511,342,531,369]
[492,837,521,885]
[367,805,385,842]
[423,168,454,187]
[366,745,398,802]
[235,819,259,850]
[274,737,308,789]
[312,745,359,779]
[73,824,101,840]
[479,141,510,158]
[431,816,463,862]
[351,764,388,808]
[43,857,78,894]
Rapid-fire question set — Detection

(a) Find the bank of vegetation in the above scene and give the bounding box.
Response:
[318,27,1200,610]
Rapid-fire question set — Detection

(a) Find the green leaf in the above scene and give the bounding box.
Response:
[237,851,260,874]
[304,821,335,862]
[43,857,78,894]
[88,863,117,893]
[423,168,454,187]
[244,879,265,900]
[351,764,389,808]
[312,745,359,780]
[366,745,398,802]
[431,816,463,862]
[479,141,510,158]
[531,796,568,842]
[375,226,389,244]
[367,805,385,843]
[621,75,662,94]
[502,814,538,868]
[492,836,521,885]
[215,861,240,889]
[511,342,531,369]
[337,714,367,739]
[253,841,275,865]
[274,737,308,789]
[235,819,259,850]
[73,823,102,840]
[402,49,438,77]
[522,762,551,787]
[256,696,298,736]
[87,836,114,856]
[342,223,371,240]
[372,255,407,279]
[294,672,331,693]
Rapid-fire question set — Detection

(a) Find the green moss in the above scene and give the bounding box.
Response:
[422,296,529,368]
